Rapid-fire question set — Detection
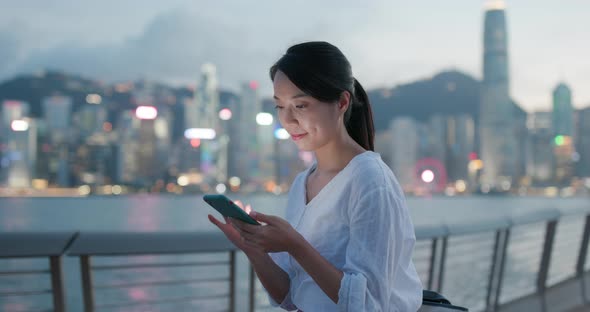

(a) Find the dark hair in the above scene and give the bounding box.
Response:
[269,41,375,151]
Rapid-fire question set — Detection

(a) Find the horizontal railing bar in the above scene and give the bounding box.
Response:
[447,233,495,244]
[552,241,583,250]
[0,289,52,297]
[91,260,229,271]
[446,245,495,255]
[0,269,50,276]
[446,244,496,253]
[95,293,230,309]
[94,276,230,290]
[510,230,546,239]
[507,243,544,254]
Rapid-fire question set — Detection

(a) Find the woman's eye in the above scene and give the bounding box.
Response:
[295,103,307,109]
[275,105,283,110]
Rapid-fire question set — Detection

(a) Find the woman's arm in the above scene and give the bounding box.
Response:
[246,250,292,305]
[289,233,344,303]
[233,212,344,303]
[208,214,292,305]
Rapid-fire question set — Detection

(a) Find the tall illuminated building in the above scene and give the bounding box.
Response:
[42,96,73,142]
[236,81,262,190]
[576,108,590,177]
[42,96,73,186]
[447,114,476,181]
[196,64,221,182]
[552,83,574,137]
[479,0,517,190]
[526,112,554,184]
[3,119,37,187]
[390,117,418,191]
[115,111,141,184]
[2,100,30,128]
[552,83,575,184]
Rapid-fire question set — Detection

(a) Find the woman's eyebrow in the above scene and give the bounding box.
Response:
[273,93,309,100]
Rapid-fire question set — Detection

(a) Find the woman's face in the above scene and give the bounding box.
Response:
[272,70,346,152]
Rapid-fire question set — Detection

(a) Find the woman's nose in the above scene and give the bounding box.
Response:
[280,107,297,126]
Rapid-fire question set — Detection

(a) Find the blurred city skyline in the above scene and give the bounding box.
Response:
[1,0,589,112]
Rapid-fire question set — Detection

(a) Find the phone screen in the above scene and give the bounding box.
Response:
[203,194,261,225]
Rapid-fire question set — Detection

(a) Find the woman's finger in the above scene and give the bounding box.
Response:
[208,214,224,227]
[231,218,259,234]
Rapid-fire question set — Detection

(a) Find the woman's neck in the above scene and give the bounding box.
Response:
[313,133,366,175]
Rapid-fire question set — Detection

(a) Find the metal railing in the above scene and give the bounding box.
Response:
[0,232,76,312]
[67,232,238,312]
[1,201,589,312]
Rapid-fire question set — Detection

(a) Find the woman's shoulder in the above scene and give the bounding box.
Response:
[347,152,403,199]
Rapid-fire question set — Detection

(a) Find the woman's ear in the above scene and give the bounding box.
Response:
[338,91,351,113]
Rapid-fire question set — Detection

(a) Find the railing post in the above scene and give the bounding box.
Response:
[576,215,590,303]
[249,265,256,312]
[437,237,448,293]
[494,229,510,311]
[49,256,67,312]
[229,250,236,312]
[486,230,502,312]
[537,220,558,312]
[427,238,438,291]
[80,255,95,312]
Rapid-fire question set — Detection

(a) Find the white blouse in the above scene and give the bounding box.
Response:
[267,151,423,311]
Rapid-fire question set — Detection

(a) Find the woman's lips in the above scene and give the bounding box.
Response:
[290,133,307,141]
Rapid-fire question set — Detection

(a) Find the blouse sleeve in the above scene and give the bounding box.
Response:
[267,251,299,311]
[337,186,422,311]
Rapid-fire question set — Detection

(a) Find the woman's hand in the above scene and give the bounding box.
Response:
[231,210,303,254]
[208,201,262,255]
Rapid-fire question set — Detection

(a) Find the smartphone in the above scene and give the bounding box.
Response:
[203,194,261,225]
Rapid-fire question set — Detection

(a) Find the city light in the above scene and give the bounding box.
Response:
[184,128,216,140]
[112,185,122,195]
[274,128,290,140]
[11,119,29,131]
[229,177,241,187]
[256,113,274,126]
[190,139,201,148]
[249,80,259,90]
[86,94,102,104]
[135,106,158,120]
[485,0,506,10]
[421,170,435,183]
[78,185,91,196]
[455,180,467,193]
[177,175,189,187]
[555,135,565,146]
[215,183,227,194]
[219,108,232,120]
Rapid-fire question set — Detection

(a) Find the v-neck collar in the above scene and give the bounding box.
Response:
[292,151,373,229]
[304,151,373,205]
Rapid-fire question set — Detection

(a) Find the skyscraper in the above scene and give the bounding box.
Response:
[196,64,222,183]
[236,81,262,190]
[390,117,418,191]
[576,107,590,177]
[479,0,518,190]
[552,83,575,184]
[552,83,574,136]
[2,100,30,128]
[526,112,554,184]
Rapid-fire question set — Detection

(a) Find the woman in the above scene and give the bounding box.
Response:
[208,41,423,311]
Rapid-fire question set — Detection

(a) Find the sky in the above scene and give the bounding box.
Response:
[0,0,589,112]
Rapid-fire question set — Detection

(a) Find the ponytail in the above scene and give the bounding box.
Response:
[346,78,375,151]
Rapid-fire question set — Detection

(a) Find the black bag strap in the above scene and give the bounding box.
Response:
[423,290,451,304]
